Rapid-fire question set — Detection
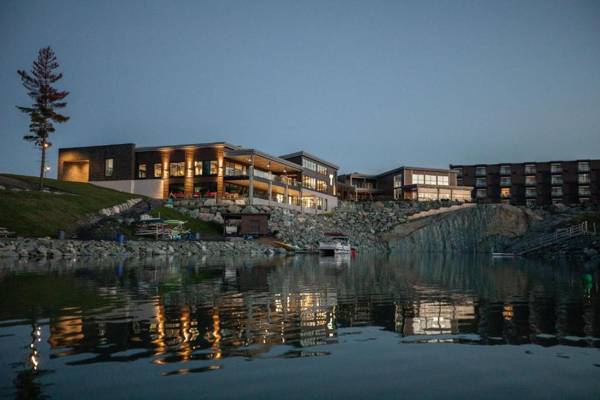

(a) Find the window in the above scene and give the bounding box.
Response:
[552,198,563,205]
[475,166,486,176]
[476,189,487,198]
[578,173,590,184]
[302,159,317,171]
[317,197,327,210]
[500,187,511,198]
[394,188,402,200]
[579,186,590,196]
[525,175,536,186]
[393,174,403,188]
[551,186,563,197]
[105,158,114,177]
[424,175,437,185]
[418,192,438,201]
[437,176,449,186]
[578,161,590,172]
[452,168,463,177]
[138,164,147,178]
[201,160,218,176]
[413,174,425,184]
[316,180,327,192]
[169,162,185,177]
[225,161,247,176]
[551,175,563,185]
[302,176,316,190]
[154,163,163,178]
[500,176,511,186]
[210,161,218,175]
[194,161,203,176]
[551,163,562,173]
[500,165,511,175]
[525,187,537,197]
[317,164,327,175]
[526,199,536,207]
[475,177,487,187]
[524,164,536,174]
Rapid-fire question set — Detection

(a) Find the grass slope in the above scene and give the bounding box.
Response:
[0,174,138,237]
[150,206,222,236]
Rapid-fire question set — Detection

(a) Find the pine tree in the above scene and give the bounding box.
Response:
[17,47,70,190]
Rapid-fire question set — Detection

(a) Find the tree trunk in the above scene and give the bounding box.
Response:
[39,139,46,190]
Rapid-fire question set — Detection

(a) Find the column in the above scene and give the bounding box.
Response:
[284,182,289,207]
[216,147,224,204]
[268,180,273,204]
[184,150,194,199]
[248,163,254,205]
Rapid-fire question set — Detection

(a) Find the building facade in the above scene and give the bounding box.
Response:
[450,159,600,206]
[58,142,338,212]
[338,166,472,202]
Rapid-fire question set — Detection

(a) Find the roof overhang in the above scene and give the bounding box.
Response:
[225,149,302,175]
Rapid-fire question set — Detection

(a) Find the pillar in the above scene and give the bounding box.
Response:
[268,179,272,204]
[248,164,254,205]
[161,151,170,200]
[216,147,224,204]
[184,150,194,199]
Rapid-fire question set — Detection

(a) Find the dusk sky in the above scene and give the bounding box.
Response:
[1,0,599,177]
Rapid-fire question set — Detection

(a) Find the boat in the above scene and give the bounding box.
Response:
[319,232,352,256]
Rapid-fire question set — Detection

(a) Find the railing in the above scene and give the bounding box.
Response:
[514,221,592,256]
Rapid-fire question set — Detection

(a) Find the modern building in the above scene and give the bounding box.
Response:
[58,142,339,212]
[450,159,600,206]
[338,166,472,202]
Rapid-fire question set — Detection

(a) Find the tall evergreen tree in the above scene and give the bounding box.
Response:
[17,47,69,190]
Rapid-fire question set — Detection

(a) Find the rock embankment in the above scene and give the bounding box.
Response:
[0,238,285,259]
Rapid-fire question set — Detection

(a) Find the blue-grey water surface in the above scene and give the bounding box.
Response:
[0,254,599,399]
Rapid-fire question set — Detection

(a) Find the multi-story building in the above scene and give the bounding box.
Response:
[58,142,339,212]
[450,159,600,206]
[338,166,472,202]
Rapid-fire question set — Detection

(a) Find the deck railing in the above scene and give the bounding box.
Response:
[515,221,592,255]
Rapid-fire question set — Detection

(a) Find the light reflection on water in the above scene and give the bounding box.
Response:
[0,254,599,398]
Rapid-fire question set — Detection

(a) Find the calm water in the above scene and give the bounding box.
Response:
[0,254,599,399]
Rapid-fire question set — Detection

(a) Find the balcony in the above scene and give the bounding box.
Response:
[475,178,487,188]
[551,163,562,174]
[525,189,537,198]
[499,166,511,175]
[524,164,536,175]
[525,176,536,186]
[551,175,563,185]
[578,162,590,172]
[578,173,590,184]
[500,177,511,186]
[475,167,486,177]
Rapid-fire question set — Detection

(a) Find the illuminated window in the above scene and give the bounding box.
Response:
[316,179,327,192]
[105,158,114,177]
[500,165,511,175]
[169,162,185,177]
[201,160,218,176]
[500,176,511,186]
[425,175,436,185]
[413,174,425,184]
[437,176,449,186]
[302,159,317,171]
[210,161,218,175]
[317,164,327,175]
[500,187,511,198]
[393,174,403,188]
[394,188,402,199]
[302,176,316,189]
[137,164,147,178]
[551,175,563,185]
[225,161,247,176]
[578,173,590,184]
[524,164,536,174]
[525,175,536,185]
[154,163,162,178]
[578,161,590,172]
[194,161,203,176]
[475,166,486,176]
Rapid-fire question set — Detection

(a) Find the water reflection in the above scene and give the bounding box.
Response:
[0,254,599,397]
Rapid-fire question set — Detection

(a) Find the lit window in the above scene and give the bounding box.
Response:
[105,159,114,177]
[413,174,425,184]
[169,162,185,177]
[302,175,316,189]
[316,180,327,192]
[551,186,563,197]
[524,164,536,174]
[194,161,203,176]
[579,186,590,196]
[437,176,449,186]
[137,164,147,178]
[500,165,511,175]
[500,176,511,186]
[394,188,402,199]
[525,175,536,186]
[317,164,327,175]
[500,188,511,198]
[425,175,437,185]
[551,175,563,185]
[393,174,403,188]
[578,173,590,184]
[224,161,247,176]
[302,159,317,171]
[475,177,487,187]
[154,163,162,178]
[578,161,590,172]
[551,163,562,173]
[475,166,486,176]
[210,161,218,175]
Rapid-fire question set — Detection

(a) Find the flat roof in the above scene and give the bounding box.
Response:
[376,165,457,178]
[134,141,241,152]
[59,143,135,151]
[279,151,340,170]
[450,159,599,168]
[225,148,303,173]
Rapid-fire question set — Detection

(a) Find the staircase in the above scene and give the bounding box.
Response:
[512,221,592,256]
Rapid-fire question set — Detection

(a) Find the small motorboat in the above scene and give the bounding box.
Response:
[319,232,352,256]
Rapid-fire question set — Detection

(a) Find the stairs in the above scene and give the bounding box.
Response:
[512,221,592,256]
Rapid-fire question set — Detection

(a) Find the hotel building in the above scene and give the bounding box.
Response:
[338,166,472,202]
[450,159,600,206]
[57,142,339,212]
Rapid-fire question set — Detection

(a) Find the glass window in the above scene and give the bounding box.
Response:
[476,189,487,198]
[578,173,590,184]
[578,161,590,172]
[225,161,247,176]
[393,187,402,200]
[194,161,203,176]
[525,187,536,197]
[137,164,147,178]
[551,186,563,197]
[500,187,511,198]
[551,163,562,173]
[500,176,511,186]
[551,175,563,185]
[316,179,327,192]
[475,166,486,176]
[201,160,218,176]
[302,175,316,189]
[302,159,317,171]
[413,174,425,184]
[579,186,590,196]
[105,158,114,177]
[393,175,402,188]
[154,163,162,178]
[425,175,436,185]
[437,176,449,186]
[317,164,327,175]
[210,161,218,175]
[524,164,536,174]
[525,175,536,185]
[500,165,511,175]
[475,177,487,187]
[169,162,185,177]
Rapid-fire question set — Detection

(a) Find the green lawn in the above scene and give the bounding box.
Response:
[150,206,222,236]
[0,174,139,237]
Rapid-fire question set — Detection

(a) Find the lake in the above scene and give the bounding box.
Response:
[0,254,599,399]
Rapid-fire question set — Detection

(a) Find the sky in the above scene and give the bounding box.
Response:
[1,0,600,177]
